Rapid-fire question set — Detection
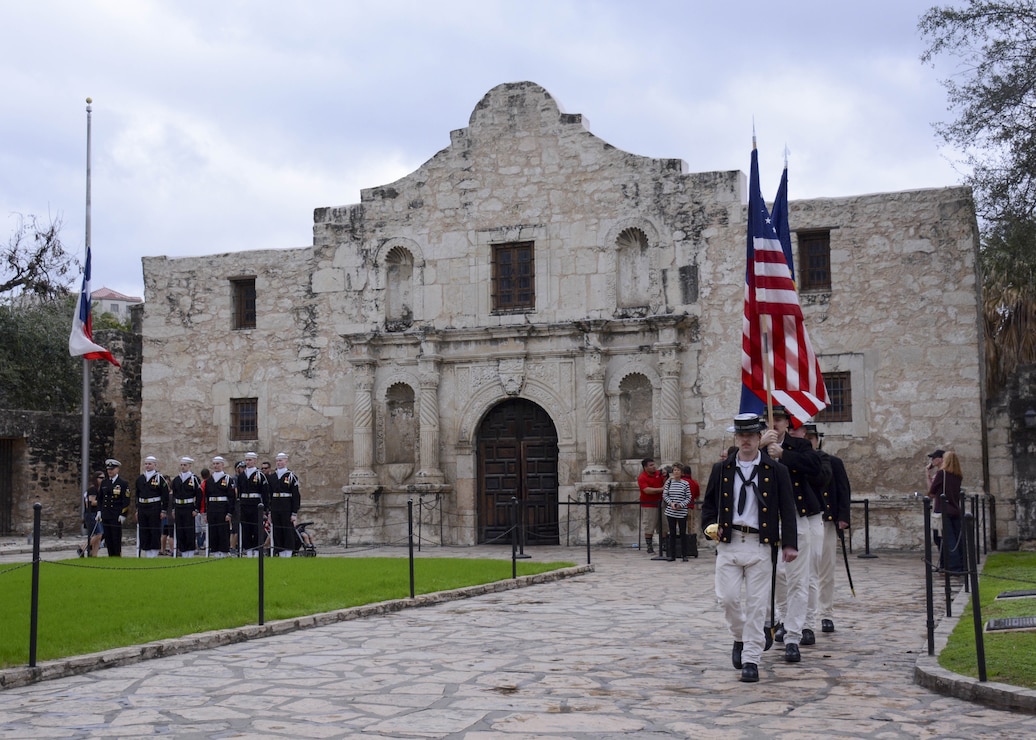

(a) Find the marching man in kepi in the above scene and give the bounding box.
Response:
[702,413,799,683]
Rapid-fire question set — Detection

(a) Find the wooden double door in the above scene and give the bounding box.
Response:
[477,399,559,545]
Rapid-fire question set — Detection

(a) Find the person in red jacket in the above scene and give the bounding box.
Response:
[637,458,666,554]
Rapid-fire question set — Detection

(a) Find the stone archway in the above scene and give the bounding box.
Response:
[476,398,559,545]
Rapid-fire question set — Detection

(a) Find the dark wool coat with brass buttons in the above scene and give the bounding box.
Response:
[700,452,798,550]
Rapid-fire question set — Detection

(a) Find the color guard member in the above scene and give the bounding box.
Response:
[702,414,798,683]
[134,455,169,558]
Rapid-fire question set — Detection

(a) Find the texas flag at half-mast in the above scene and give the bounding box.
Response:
[739,142,825,423]
[68,245,120,367]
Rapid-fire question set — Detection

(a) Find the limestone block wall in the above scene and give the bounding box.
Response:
[139,81,988,550]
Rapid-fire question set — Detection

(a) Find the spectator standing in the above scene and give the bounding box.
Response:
[98,459,130,557]
[134,455,169,558]
[79,471,105,557]
[681,462,701,557]
[663,463,692,561]
[269,452,301,556]
[928,450,964,573]
[637,458,666,554]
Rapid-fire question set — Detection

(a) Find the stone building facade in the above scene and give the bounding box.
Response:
[141,81,987,549]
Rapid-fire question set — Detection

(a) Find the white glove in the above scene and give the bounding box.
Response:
[95,512,102,522]
[118,515,126,524]
[705,523,720,541]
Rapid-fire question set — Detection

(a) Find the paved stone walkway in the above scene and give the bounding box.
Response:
[1,541,1034,738]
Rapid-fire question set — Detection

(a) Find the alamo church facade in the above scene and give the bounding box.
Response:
[141,81,999,549]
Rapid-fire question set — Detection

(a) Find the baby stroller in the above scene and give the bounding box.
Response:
[294,521,317,557]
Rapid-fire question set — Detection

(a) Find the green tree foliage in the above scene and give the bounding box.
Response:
[920,1,1036,393]
[0,294,82,412]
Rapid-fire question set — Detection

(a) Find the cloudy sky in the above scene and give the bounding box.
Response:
[1,0,965,300]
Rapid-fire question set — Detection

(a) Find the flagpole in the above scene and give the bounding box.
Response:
[80,98,93,504]
[761,318,775,428]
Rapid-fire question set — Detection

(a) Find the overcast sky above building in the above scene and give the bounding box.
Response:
[1,0,966,300]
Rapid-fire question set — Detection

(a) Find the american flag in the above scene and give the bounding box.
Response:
[740,144,826,423]
[68,245,121,367]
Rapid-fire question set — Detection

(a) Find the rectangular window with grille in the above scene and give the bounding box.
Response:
[230,398,259,440]
[492,241,535,312]
[797,230,831,291]
[817,371,852,422]
[231,278,257,330]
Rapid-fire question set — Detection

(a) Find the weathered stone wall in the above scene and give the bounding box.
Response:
[987,363,1036,550]
[0,410,115,537]
[140,81,988,549]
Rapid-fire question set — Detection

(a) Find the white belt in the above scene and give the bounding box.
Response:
[174,499,193,505]
[209,496,228,502]
[139,497,161,504]
[241,493,262,499]
[272,493,292,498]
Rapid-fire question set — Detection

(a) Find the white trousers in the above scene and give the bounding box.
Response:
[774,513,820,644]
[814,520,839,624]
[714,533,772,666]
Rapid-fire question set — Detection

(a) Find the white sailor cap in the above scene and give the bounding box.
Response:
[179,456,194,464]
[212,455,226,463]
[144,456,157,463]
[275,452,288,460]
[244,451,258,460]
[105,458,121,468]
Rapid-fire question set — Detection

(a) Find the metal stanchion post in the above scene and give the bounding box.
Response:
[584,492,591,566]
[511,497,518,579]
[516,495,531,559]
[29,502,42,667]
[257,503,265,626]
[964,512,987,682]
[408,499,415,597]
[923,497,935,656]
[858,499,877,558]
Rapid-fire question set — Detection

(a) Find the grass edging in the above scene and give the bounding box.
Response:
[0,562,593,691]
[913,570,1036,713]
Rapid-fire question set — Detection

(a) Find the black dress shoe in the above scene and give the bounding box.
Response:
[740,663,759,682]
[732,641,744,669]
[784,643,801,662]
[773,623,786,643]
[764,624,773,651]
[801,628,816,645]
[821,619,835,633]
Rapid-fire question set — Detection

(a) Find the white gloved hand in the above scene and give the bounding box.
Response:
[95,512,102,522]
[704,523,720,541]
[118,515,125,524]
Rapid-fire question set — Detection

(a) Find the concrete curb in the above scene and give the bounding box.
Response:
[0,562,593,691]
[913,571,1036,714]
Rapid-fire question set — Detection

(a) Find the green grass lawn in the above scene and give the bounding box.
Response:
[0,556,571,668]
[939,551,1036,689]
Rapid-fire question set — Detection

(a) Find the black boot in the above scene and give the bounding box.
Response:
[646,536,654,554]
[680,534,689,561]
[667,532,676,561]
[687,533,698,558]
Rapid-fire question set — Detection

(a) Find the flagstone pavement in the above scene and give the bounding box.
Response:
[1,538,1035,739]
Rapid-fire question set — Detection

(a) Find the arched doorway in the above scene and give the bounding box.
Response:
[476,398,559,545]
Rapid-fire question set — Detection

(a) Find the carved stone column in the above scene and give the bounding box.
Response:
[349,359,379,486]
[582,348,611,482]
[658,345,682,464]
[416,340,444,483]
